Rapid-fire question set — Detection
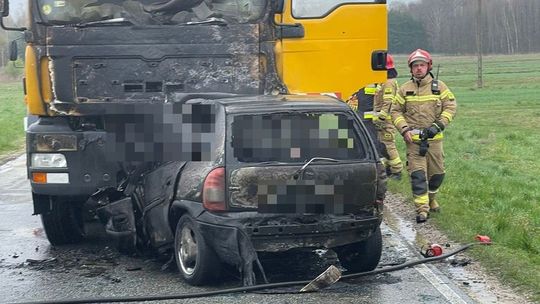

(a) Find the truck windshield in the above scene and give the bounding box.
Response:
[35,0,267,26]
[229,112,366,163]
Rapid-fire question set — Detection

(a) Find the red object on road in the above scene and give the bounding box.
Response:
[475,235,492,244]
[423,244,443,257]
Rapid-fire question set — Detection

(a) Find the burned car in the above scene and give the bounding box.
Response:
[92,94,386,286]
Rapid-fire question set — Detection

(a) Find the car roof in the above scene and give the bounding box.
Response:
[194,94,351,114]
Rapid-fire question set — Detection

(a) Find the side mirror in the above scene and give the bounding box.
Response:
[0,0,9,17]
[273,0,284,13]
[9,40,17,61]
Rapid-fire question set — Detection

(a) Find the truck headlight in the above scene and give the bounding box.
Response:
[31,153,67,168]
[35,134,77,152]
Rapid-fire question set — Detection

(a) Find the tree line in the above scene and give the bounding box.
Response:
[389,0,540,55]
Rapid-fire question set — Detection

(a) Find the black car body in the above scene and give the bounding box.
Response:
[115,94,386,285]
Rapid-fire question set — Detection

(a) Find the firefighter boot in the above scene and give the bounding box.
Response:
[416,212,428,223]
[387,157,403,180]
[428,174,445,212]
[414,193,430,223]
[389,171,402,181]
[429,192,440,213]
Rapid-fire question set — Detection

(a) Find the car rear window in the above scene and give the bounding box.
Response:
[229,112,366,162]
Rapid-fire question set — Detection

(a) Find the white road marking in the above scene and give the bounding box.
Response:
[415,264,468,304]
[382,212,472,304]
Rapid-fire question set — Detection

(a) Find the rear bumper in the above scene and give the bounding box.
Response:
[196,211,381,252]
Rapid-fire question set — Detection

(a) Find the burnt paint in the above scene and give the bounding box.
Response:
[228,163,377,211]
[141,161,186,249]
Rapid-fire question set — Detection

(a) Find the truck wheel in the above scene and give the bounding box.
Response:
[335,227,382,273]
[174,215,221,285]
[40,196,85,245]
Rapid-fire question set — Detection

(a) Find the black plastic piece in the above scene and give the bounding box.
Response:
[273,0,284,13]
[410,170,427,195]
[0,0,8,17]
[277,23,305,39]
[428,173,445,191]
[9,39,17,61]
[371,50,387,71]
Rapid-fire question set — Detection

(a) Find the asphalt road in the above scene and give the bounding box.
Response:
[0,155,477,304]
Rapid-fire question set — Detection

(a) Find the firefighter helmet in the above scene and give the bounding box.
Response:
[407,49,432,69]
[386,54,395,70]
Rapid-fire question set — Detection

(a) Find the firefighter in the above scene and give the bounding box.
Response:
[373,54,403,180]
[346,83,379,143]
[391,49,457,223]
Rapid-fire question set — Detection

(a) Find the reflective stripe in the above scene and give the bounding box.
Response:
[441,111,453,122]
[440,89,455,100]
[383,94,395,101]
[395,94,406,104]
[364,111,376,119]
[364,111,389,120]
[405,95,441,102]
[387,157,402,166]
[414,194,429,205]
[365,87,377,95]
[411,129,444,141]
[394,116,405,125]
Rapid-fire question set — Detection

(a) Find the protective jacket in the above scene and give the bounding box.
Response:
[345,84,386,159]
[374,78,398,120]
[391,74,456,141]
[373,78,402,176]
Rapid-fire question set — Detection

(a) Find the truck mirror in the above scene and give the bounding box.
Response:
[273,0,284,13]
[0,0,8,17]
[9,40,17,61]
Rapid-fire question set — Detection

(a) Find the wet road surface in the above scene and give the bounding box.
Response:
[0,155,477,304]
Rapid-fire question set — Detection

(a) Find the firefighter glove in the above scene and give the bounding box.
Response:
[423,121,445,139]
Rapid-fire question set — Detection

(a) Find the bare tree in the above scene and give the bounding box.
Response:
[476,0,483,88]
[392,0,540,54]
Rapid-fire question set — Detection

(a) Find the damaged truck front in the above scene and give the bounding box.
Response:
[0,0,388,285]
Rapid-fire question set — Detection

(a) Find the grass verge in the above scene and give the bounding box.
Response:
[0,81,25,159]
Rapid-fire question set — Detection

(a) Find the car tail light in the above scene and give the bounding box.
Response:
[203,167,226,211]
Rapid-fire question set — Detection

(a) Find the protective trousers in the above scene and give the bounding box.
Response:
[405,140,445,214]
[378,124,402,174]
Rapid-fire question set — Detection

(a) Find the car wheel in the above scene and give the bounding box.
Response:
[174,215,221,285]
[336,226,382,273]
[40,196,85,245]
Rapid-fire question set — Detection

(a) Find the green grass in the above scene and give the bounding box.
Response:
[0,82,25,157]
[390,53,540,301]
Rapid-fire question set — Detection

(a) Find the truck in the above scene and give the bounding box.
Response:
[1,0,388,285]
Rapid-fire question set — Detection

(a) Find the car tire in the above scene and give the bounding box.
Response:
[335,226,382,273]
[40,196,85,245]
[174,215,221,285]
